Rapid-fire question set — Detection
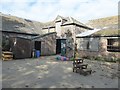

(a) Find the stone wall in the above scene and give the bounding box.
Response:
[77,37,120,59]
[33,33,57,55]
[61,25,75,39]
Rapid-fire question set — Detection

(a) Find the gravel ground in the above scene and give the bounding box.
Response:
[2,56,119,88]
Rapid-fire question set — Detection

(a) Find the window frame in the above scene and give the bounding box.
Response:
[107,38,120,52]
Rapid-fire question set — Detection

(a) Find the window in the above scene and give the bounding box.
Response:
[89,38,99,51]
[86,41,90,49]
[107,38,120,52]
[78,38,89,50]
[77,37,99,51]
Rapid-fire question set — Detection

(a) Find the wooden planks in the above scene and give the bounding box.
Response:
[2,51,13,61]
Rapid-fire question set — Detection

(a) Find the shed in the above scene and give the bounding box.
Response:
[9,32,57,59]
[1,30,39,59]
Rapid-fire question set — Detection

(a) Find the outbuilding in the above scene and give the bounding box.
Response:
[76,29,120,59]
[2,30,57,59]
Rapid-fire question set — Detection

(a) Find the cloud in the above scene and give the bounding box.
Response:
[0,0,119,23]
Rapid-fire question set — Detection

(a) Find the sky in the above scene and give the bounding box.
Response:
[0,0,119,23]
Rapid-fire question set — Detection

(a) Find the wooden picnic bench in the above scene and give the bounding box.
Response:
[73,58,92,76]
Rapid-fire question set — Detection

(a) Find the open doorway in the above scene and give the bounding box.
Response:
[56,39,66,55]
[35,41,41,51]
[56,39,61,54]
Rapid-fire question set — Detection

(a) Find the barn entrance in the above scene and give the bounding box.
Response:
[56,39,66,56]
[11,37,32,59]
[56,39,61,54]
[35,41,41,51]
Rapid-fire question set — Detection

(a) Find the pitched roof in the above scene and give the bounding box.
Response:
[43,15,93,30]
[76,15,119,37]
[42,20,55,29]
[76,29,120,37]
[1,13,92,35]
[1,13,43,34]
[1,30,39,36]
[76,29,101,37]
[55,15,67,22]
[62,17,93,29]
[31,32,56,40]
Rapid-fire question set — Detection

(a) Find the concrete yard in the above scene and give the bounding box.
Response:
[2,56,119,88]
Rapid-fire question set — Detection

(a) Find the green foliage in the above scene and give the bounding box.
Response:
[70,57,74,61]
[104,57,116,63]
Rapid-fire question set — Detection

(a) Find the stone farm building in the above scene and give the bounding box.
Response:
[42,15,93,40]
[10,32,57,59]
[76,16,120,59]
[1,13,92,59]
[76,29,120,59]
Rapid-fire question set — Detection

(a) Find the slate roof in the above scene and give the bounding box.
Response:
[31,32,56,40]
[42,21,55,29]
[61,17,93,29]
[1,13,43,34]
[76,29,101,37]
[1,13,92,35]
[42,15,93,30]
[76,29,120,37]
[76,15,119,37]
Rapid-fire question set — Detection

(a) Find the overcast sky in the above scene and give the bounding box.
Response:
[0,0,119,23]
